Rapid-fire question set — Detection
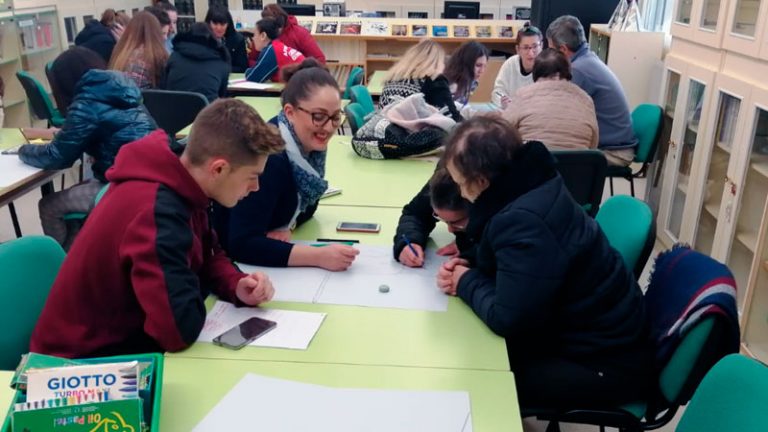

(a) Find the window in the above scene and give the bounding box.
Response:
[64,16,77,45]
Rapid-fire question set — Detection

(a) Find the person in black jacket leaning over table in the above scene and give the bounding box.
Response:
[437,115,652,411]
[394,168,472,267]
[164,22,230,102]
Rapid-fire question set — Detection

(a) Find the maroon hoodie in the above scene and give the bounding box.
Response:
[31,130,244,358]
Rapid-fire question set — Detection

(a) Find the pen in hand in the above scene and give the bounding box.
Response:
[400,234,424,267]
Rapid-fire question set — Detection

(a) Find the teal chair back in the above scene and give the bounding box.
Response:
[0,236,65,370]
[595,194,655,278]
[16,70,65,127]
[676,354,768,432]
[632,103,664,164]
[342,67,365,99]
[344,102,367,134]
[349,84,376,115]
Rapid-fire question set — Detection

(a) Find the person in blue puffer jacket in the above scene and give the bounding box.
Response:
[18,47,157,250]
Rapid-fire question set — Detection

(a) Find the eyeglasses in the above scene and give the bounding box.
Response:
[432,211,468,229]
[296,106,342,128]
[519,43,542,52]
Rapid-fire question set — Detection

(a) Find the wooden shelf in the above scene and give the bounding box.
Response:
[715,141,733,153]
[20,45,57,57]
[751,157,768,178]
[677,176,689,194]
[0,56,19,66]
[736,230,758,253]
[366,56,401,62]
[703,201,720,217]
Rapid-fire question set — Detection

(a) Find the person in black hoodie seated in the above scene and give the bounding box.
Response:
[393,168,471,267]
[213,59,359,270]
[164,23,230,102]
[437,115,652,412]
[205,4,248,73]
[75,9,130,64]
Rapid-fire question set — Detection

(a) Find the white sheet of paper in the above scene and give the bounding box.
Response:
[0,155,42,188]
[227,79,273,90]
[197,301,326,350]
[192,373,472,432]
[238,263,327,303]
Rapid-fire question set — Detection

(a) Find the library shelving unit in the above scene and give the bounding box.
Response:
[587,24,665,109]
[0,9,30,127]
[656,0,768,363]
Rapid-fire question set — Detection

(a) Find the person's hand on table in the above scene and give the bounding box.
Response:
[266,229,291,242]
[236,272,274,305]
[436,242,459,257]
[318,244,360,271]
[437,257,469,296]
[399,243,424,267]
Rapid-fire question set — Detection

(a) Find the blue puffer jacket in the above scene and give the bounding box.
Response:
[19,70,157,182]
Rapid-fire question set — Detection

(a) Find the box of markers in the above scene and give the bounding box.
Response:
[1,352,164,432]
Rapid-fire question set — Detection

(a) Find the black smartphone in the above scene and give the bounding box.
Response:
[212,317,277,350]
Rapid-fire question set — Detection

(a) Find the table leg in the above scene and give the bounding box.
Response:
[8,202,22,238]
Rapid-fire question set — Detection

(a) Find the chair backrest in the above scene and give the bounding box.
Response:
[349,84,376,115]
[675,354,768,432]
[141,89,209,136]
[631,103,663,164]
[595,195,655,278]
[551,150,607,217]
[0,236,65,370]
[342,67,365,99]
[16,70,64,127]
[344,102,367,134]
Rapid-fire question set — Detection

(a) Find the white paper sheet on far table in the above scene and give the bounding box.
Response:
[0,155,42,188]
[228,79,274,90]
[197,301,326,350]
[192,373,473,432]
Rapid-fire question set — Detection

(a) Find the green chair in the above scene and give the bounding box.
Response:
[608,104,663,197]
[16,70,65,127]
[344,102,367,135]
[342,66,365,100]
[676,354,768,432]
[349,84,376,116]
[551,149,607,217]
[595,195,655,279]
[0,236,65,370]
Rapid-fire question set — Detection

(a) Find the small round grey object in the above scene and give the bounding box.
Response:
[378,284,390,293]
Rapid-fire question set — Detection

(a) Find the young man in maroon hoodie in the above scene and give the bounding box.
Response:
[30,98,285,358]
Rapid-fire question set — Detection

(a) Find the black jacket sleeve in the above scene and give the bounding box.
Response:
[423,75,464,122]
[228,33,249,73]
[393,181,438,260]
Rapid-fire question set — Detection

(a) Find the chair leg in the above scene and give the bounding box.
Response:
[609,177,615,196]
[8,202,22,238]
[629,176,635,197]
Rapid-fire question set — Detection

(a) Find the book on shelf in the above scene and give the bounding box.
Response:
[362,21,389,35]
[392,24,407,36]
[432,25,448,37]
[499,25,514,38]
[476,25,492,37]
[411,25,428,37]
[453,25,470,37]
[340,22,362,35]
[316,21,339,34]
[298,20,313,32]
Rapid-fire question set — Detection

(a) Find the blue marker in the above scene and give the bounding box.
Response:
[400,234,420,259]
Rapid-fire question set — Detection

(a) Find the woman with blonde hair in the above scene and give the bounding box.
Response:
[109,11,168,88]
[379,39,462,121]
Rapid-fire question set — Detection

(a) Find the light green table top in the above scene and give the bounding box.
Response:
[0,371,13,427]
[0,129,27,149]
[160,357,522,432]
[321,136,437,208]
[367,70,387,96]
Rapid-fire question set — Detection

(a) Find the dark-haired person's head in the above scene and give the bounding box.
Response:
[429,169,470,233]
[280,58,341,153]
[205,5,235,40]
[443,41,489,99]
[144,5,171,39]
[546,15,586,56]
[261,4,288,29]
[155,1,178,36]
[532,48,572,82]
[184,98,284,207]
[516,22,543,72]
[252,18,280,51]
[443,115,524,202]
[50,47,107,114]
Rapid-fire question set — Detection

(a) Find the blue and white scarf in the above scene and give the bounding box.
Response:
[277,111,328,225]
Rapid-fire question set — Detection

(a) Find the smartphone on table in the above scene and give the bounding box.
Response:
[212,316,277,350]
[336,221,381,233]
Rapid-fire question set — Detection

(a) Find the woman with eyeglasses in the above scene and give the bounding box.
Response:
[492,23,543,109]
[438,115,651,411]
[213,59,359,270]
[394,168,472,267]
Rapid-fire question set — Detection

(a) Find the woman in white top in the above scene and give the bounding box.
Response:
[492,23,543,108]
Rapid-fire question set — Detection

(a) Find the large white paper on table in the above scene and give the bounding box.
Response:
[192,373,473,432]
[239,244,449,311]
[197,301,326,350]
[0,155,42,188]
[228,79,274,90]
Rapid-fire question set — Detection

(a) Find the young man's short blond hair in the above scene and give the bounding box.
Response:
[186,98,284,167]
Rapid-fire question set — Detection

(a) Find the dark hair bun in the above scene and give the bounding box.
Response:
[280,58,326,83]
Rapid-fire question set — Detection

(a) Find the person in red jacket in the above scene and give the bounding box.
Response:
[30,99,285,358]
[248,4,326,66]
[245,18,305,83]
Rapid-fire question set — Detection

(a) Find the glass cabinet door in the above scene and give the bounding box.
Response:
[731,0,760,37]
[666,80,706,241]
[677,0,695,24]
[743,198,768,360]
[701,0,723,30]
[724,0,766,56]
[694,89,742,254]
[726,105,768,311]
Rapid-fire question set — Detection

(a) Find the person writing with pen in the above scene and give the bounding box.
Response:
[394,168,471,267]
